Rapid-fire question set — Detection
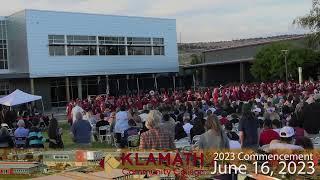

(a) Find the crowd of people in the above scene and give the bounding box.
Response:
[66,80,320,151]
[0,105,64,149]
[0,80,318,150]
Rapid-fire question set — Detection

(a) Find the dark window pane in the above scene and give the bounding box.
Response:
[119,46,125,55]
[153,46,165,55]
[55,46,65,56]
[128,46,151,55]
[99,46,106,55]
[67,46,75,56]
[0,61,4,69]
[0,49,3,59]
[146,47,151,55]
[49,46,55,56]
[89,46,97,55]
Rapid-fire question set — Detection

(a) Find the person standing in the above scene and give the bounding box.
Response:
[198,114,229,149]
[71,101,84,124]
[238,104,259,149]
[114,106,129,147]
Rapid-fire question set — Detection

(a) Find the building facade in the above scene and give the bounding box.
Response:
[0,9,178,109]
[181,36,306,87]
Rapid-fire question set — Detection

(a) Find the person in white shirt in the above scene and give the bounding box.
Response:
[139,105,150,123]
[71,102,84,124]
[182,113,193,135]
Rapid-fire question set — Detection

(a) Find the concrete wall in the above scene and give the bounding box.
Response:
[24,9,178,78]
[203,38,306,64]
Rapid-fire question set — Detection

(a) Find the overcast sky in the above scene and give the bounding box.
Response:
[0,0,312,42]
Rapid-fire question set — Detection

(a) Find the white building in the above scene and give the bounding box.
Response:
[0,9,178,108]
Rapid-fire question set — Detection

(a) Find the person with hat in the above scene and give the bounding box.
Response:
[268,126,304,151]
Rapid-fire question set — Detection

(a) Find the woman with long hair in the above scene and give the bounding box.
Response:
[198,114,229,149]
[48,115,64,149]
[238,103,259,149]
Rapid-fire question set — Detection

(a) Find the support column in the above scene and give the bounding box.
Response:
[30,78,35,95]
[106,75,109,95]
[173,75,176,91]
[202,66,207,87]
[65,77,70,101]
[117,79,120,91]
[126,75,129,93]
[125,37,128,56]
[97,76,101,84]
[136,77,140,94]
[192,74,196,91]
[240,62,245,83]
[153,74,158,90]
[77,77,82,100]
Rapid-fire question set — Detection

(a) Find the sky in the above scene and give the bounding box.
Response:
[0,0,312,42]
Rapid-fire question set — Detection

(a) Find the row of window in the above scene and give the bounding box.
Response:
[49,35,164,45]
[48,35,165,56]
[49,45,165,56]
[0,21,8,70]
[0,81,9,96]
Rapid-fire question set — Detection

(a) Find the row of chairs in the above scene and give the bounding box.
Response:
[97,125,140,148]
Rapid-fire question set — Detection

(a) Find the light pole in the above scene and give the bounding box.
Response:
[281,49,289,83]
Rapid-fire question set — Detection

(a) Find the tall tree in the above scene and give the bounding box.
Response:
[251,42,320,81]
[294,0,320,49]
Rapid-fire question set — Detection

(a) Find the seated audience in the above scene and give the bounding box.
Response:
[132,111,143,128]
[108,112,116,133]
[219,111,229,126]
[268,126,304,151]
[84,110,97,127]
[272,119,282,135]
[229,114,239,124]
[139,110,175,150]
[71,112,92,145]
[182,113,193,135]
[288,118,307,139]
[96,113,110,134]
[0,126,13,148]
[123,119,140,146]
[28,126,46,148]
[259,119,280,146]
[198,114,229,149]
[295,137,314,149]
[160,114,176,138]
[175,121,187,140]
[225,122,239,141]
[48,117,63,149]
[14,120,29,147]
[190,118,205,141]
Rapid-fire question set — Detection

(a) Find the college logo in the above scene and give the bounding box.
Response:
[104,154,121,174]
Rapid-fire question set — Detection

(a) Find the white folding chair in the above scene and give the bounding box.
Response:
[98,125,110,143]
[127,135,140,149]
[192,135,201,145]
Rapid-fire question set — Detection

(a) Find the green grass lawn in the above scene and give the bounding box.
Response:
[43,122,113,150]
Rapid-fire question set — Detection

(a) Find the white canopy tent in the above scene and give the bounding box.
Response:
[0,89,44,112]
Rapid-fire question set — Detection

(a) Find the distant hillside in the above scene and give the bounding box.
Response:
[178,34,305,65]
